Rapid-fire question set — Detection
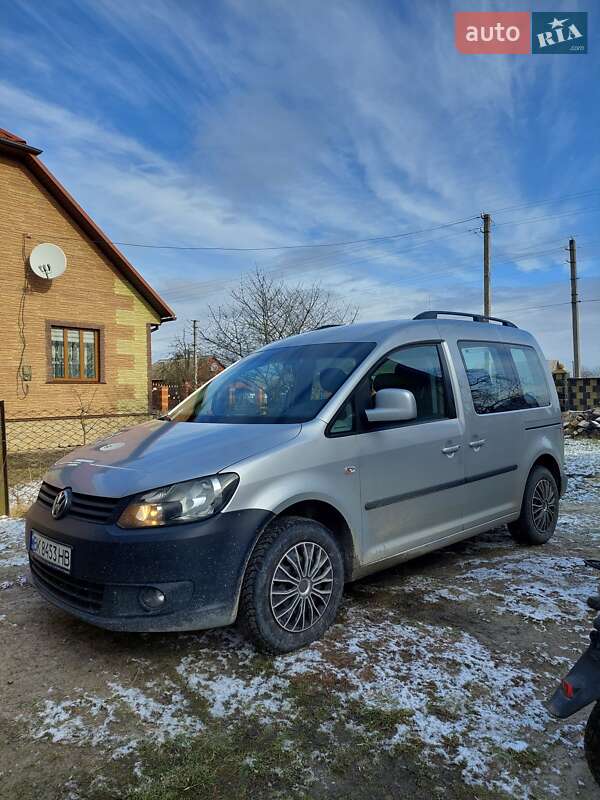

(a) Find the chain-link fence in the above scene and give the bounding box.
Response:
[1,405,157,515]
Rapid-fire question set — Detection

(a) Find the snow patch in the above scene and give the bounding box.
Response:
[564,440,600,504]
[400,552,597,624]
[177,660,291,721]
[0,517,27,568]
[32,683,203,749]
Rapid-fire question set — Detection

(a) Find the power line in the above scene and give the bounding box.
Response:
[499,297,600,314]
[158,226,599,305]
[493,205,600,229]
[488,189,600,216]
[158,224,480,302]
[13,188,600,253]
[7,215,480,254]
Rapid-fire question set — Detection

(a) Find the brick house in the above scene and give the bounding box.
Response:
[0,127,175,428]
[196,355,225,385]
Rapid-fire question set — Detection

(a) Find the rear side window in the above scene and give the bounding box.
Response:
[509,345,551,408]
[459,341,550,414]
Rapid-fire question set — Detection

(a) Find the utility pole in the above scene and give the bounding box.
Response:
[192,319,198,388]
[482,212,492,318]
[569,238,581,378]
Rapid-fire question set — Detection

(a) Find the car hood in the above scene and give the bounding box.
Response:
[44,419,302,498]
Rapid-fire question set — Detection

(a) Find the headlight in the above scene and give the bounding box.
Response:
[117,473,239,529]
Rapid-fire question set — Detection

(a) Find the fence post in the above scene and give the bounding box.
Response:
[0,401,9,516]
[160,385,169,414]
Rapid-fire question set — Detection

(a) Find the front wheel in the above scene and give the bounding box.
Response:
[508,465,559,545]
[585,702,600,786]
[238,516,344,654]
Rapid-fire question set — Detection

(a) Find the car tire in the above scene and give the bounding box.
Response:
[238,515,344,654]
[585,702,600,787]
[508,465,559,546]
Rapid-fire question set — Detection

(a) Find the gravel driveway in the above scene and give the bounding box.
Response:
[1,440,599,800]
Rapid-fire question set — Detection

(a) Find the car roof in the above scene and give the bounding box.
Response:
[264,317,535,349]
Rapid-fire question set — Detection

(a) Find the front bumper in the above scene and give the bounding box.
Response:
[25,501,273,632]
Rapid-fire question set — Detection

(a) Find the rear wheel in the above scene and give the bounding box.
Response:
[508,465,559,545]
[585,701,600,786]
[238,516,344,654]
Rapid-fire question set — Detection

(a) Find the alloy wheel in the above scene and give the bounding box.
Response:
[270,542,334,632]
[531,477,557,533]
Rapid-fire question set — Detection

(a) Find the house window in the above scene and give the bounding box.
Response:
[51,327,99,381]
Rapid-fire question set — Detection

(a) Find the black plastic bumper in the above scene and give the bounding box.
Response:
[25,502,273,632]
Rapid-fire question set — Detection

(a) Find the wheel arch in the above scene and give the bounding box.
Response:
[512,452,563,519]
[271,499,356,580]
[529,452,563,494]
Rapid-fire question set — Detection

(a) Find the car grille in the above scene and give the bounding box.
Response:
[30,556,105,613]
[37,482,119,524]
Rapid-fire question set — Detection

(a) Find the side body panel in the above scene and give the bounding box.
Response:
[447,334,521,527]
[445,329,563,532]
[358,418,466,562]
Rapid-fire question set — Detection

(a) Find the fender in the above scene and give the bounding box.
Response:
[548,647,600,718]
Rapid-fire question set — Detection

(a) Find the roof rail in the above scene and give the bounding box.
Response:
[413,310,517,328]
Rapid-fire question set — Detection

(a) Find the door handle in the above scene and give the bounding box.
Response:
[469,438,486,450]
[442,444,461,456]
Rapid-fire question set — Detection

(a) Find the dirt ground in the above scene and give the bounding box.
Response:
[1,440,600,800]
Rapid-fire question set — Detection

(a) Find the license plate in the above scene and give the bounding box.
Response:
[30,531,72,574]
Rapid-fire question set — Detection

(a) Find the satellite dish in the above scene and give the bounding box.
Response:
[29,243,67,280]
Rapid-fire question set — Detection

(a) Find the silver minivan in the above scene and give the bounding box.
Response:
[26,311,565,653]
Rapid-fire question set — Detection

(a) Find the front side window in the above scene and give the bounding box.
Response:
[459,340,548,414]
[51,327,99,381]
[366,343,453,422]
[171,342,375,424]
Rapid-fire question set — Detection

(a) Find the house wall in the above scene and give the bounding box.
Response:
[0,154,161,424]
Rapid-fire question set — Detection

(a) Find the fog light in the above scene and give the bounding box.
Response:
[139,587,166,611]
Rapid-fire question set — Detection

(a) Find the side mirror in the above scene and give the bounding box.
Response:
[365,388,417,424]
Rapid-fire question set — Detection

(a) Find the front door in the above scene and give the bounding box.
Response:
[357,343,466,563]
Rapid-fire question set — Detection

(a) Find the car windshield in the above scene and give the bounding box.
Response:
[170,341,375,424]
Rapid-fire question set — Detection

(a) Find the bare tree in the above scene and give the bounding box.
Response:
[153,337,194,385]
[72,388,100,444]
[198,268,358,365]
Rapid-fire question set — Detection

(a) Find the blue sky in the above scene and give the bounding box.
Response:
[1,0,599,368]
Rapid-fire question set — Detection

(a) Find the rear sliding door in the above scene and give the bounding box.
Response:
[456,339,549,530]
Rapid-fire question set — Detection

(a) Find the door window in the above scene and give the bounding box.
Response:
[459,340,545,414]
[508,346,551,408]
[367,344,453,422]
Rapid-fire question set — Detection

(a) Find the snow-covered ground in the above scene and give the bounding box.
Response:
[0,516,27,570]
[8,479,41,510]
[564,438,600,504]
[1,439,599,800]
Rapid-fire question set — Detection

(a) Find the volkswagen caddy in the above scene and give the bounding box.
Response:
[26,311,565,653]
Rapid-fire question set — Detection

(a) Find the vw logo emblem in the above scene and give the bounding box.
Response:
[51,488,72,520]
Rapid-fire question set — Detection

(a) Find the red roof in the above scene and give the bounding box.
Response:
[0,127,175,323]
[0,127,27,144]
